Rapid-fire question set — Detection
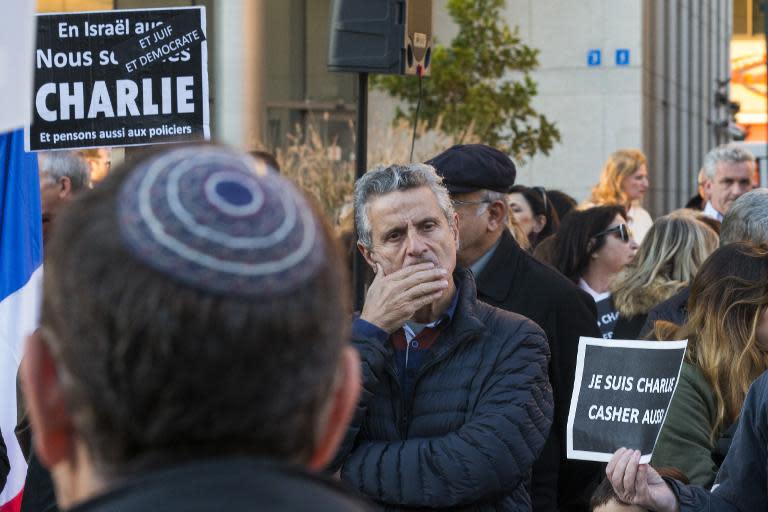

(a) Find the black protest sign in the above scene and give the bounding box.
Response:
[567,337,687,463]
[27,7,209,151]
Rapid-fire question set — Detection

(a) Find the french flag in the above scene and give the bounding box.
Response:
[0,129,42,512]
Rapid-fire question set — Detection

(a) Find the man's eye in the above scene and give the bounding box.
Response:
[423,223,436,230]
[387,232,401,241]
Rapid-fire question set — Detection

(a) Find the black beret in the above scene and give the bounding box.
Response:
[426,144,517,194]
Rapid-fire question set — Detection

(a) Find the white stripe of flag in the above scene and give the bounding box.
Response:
[0,128,43,512]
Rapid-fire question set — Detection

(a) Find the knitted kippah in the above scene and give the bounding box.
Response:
[117,146,325,298]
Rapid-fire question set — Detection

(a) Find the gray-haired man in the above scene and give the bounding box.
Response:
[333,163,553,510]
[38,151,90,243]
[701,143,756,221]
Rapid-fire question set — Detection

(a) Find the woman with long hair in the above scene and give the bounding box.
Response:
[552,205,639,339]
[650,242,768,487]
[610,213,719,339]
[588,149,653,243]
[507,185,560,249]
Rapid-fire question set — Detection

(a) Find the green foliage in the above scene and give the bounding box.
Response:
[372,0,560,161]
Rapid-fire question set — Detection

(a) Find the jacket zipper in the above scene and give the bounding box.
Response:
[399,329,483,436]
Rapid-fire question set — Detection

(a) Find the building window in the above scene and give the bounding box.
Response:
[734,0,767,37]
[753,0,766,35]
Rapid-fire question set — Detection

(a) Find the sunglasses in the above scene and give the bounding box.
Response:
[594,224,633,243]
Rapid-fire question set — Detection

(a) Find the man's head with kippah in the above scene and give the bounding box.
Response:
[21,145,361,510]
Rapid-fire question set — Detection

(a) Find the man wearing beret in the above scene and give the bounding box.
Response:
[334,163,553,510]
[427,144,604,512]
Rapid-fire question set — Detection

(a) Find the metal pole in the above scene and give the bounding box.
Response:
[353,72,369,311]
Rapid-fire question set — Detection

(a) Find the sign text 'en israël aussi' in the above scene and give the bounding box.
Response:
[28,7,209,151]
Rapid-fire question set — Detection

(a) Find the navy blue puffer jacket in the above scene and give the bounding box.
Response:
[335,269,553,510]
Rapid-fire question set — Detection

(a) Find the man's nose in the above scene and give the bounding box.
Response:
[405,229,428,256]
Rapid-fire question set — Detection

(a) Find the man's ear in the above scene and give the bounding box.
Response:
[58,177,73,199]
[308,347,361,471]
[21,330,76,470]
[486,200,507,232]
[357,242,378,273]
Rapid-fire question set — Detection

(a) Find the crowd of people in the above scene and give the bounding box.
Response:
[4,138,768,512]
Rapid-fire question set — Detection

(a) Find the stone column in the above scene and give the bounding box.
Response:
[213,0,266,150]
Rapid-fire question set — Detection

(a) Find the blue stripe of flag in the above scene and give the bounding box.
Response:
[0,129,42,302]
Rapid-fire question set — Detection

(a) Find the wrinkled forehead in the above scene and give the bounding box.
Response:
[367,187,446,228]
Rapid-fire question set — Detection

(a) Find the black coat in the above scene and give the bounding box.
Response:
[20,451,58,512]
[474,229,604,512]
[0,434,7,495]
[638,287,690,339]
[68,458,371,512]
[337,268,553,510]
[613,313,648,340]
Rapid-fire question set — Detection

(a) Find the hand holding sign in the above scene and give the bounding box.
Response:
[567,337,687,463]
[605,448,679,512]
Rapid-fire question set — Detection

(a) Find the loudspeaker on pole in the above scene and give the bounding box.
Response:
[328,0,432,76]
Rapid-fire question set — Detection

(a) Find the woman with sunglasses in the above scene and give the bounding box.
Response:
[507,185,560,250]
[610,212,719,340]
[586,149,653,244]
[551,206,639,339]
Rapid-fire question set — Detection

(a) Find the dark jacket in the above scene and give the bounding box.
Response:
[21,451,58,512]
[666,370,768,511]
[17,403,59,512]
[474,229,603,512]
[612,315,647,340]
[613,277,687,341]
[638,287,690,339]
[0,434,7,494]
[337,268,553,511]
[68,458,371,512]
[685,194,705,211]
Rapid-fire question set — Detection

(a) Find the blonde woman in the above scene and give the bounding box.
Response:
[610,213,719,339]
[587,149,653,243]
[650,242,768,487]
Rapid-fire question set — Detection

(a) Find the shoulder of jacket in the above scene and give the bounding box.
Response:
[516,250,582,297]
[474,301,547,342]
[678,363,716,402]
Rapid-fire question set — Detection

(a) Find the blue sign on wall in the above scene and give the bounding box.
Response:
[615,49,630,66]
[587,49,602,67]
